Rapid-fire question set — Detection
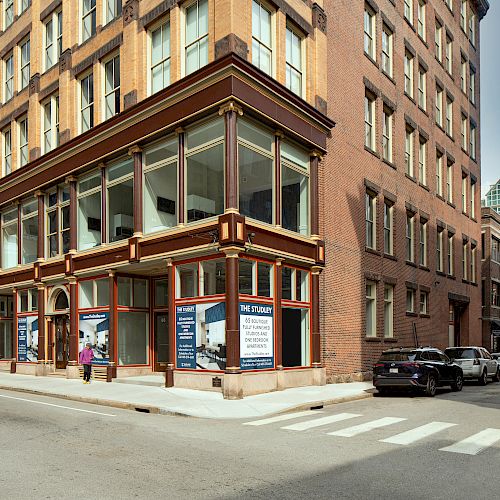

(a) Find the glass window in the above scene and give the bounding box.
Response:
[144,137,178,234]
[384,284,394,338]
[446,161,453,203]
[406,288,415,313]
[0,321,13,359]
[118,312,148,365]
[286,26,303,96]
[437,229,444,272]
[366,192,376,249]
[239,259,255,295]
[80,73,94,132]
[446,35,453,74]
[104,55,120,119]
[4,0,14,29]
[282,307,310,367]
[21,198,38,265]
[366,281,376,337]
[44,11,63,71]
[295,269,308,302]
[177,263,199,298]
[383,202,393,255]
[18,116,29,168]
[258,262,273,298]
[82,0,97,42]
[381,26,393,77]
[43,95,60,154]
[436,152,443,196]
[419,291,429,314]
[435,21,443,62]
[282,267,292,300]
[419,220,427,266]
[364,93,375,149]
[382,109,392,162]
[448,234,454,275]
[2,128,12,176]
[201,259,225,296]
[364,6,375,59]
[3,53,14,102]
[117,277,132,306]
[252,0,273,75]
[79,280,93,308]
[446,97,453,137]
[107,158,134,242]
[404,51,414,97]
[185,0,208,75]
[2,208,18,269]
[96,279,109,307]
[78,172,102,250]
[151,21,171,94]
[186,119,224,223]
[238,119,274,225]
[20,38,30,91]
[281,141,309,235]
[133,279,149,308]
[105,0,122,24]
[155,279,169,307]
[406,213,415,262]
[418,67,426,110]
[417,1,426,39]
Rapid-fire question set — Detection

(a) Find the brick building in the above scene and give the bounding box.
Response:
[481,206,500,352]
[0,0,333,398]
[322,0,488,381]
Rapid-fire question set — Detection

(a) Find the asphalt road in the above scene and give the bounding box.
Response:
[1,381,499,500]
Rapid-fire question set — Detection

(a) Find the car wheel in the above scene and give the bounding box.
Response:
[451,373,463,392]
[492,368,500,383]
[478,370,488,386]
[425,374,437,397]
[377,387,390,396]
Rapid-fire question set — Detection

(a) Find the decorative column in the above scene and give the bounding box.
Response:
[275,259,284,369]
[16,202,21,266]
[36,284,46,363]
[166,259,175,387]
[35,191,45,261]
[220,101,243,213]
[223,247,242,399]
[129,146,143,236]
[66,176,78,253]
[310,152,322,239]
[275,132,283,226]
[176,128,185,226]
[66,277,80,379]
[107,270,117,381]
[100,164,107,244]
[46,317,53,363]
[311,266,325,386]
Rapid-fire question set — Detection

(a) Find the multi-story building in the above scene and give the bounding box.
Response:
[0,0,333,398]
[481,206,500,352]
[322,0,488,381]
[482,178,500,214]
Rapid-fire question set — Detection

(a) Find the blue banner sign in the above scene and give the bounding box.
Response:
[17,317,28,362]
[239,303,274,370]
[176,305,197,369]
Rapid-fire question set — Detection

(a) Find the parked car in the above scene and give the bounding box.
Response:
[444,347,500,385]
[373,347,463,397]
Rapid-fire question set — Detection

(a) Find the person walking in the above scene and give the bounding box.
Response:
[79,342,94,384]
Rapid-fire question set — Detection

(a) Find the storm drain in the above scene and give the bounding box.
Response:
[135,407,151,413]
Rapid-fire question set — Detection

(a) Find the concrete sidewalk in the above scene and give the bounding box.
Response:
[0,372,374,419]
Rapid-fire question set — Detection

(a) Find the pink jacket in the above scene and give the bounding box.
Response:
[79,348,94,365]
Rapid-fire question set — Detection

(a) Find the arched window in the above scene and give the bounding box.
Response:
[54,291,69,311]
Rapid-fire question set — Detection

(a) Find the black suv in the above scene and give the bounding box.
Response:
[373,347,464,397]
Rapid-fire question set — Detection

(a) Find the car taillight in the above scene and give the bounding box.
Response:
[374,363,385,367]
[473,358,480,365]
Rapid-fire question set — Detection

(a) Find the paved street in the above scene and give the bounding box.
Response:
[1,382,500,500]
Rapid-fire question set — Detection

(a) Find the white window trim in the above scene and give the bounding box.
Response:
[285,24,305,98]
[18,115,29,168]
[19,37,31,91]
[181,0,210,78]
[43,9,63,72]
[41,94,60,154]
[79,71,94,134]
[2,128,12,177]
[251,0,276,77]
[102,52,120,120]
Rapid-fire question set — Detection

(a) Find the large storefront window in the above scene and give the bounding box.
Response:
[118,312,148,365]
[0,295,14,359]
[238,258,274,298]
[186,119,224,222]
[107,158,134,242]
[144,137,178,233]
[46,185,70,257]
[21,198,38,264]
[281,141,309,235]
[238,119,274,224]
[2,208,18,269]
[78,172,102,250]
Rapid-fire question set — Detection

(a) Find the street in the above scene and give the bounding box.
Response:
[1,382,499,500]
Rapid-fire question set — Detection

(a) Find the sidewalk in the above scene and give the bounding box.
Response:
[0,373,374,419]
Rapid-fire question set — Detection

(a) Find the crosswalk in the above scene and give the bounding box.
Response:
[242,411,500,456]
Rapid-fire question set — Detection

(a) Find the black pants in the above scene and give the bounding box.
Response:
[83,364,92,382]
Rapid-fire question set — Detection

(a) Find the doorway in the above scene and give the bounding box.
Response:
[54,315,69,369]
[154,312,169,372]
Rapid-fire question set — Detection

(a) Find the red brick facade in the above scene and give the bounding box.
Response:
[321,0,487,381]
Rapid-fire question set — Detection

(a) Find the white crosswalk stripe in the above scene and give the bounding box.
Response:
[439,428,500,455]
[327,417,407,437]
[281,413,361,431]
[243,410,323,426]
[381,422,457,445]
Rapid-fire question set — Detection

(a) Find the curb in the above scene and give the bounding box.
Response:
[0,384,374,419]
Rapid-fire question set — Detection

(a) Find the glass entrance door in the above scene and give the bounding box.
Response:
[154,312,169,372]
[55,315,69,369]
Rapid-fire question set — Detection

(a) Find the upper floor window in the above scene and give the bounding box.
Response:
[446,160,453,203]
[445,0,453,11]
[185,0,208,75]
[82,0,97,43]
[469,13,476,46]
[437,229,444,272]
[364,93,375,150]
[406,213,415,262]
[469,66,476,104]
[419,219,427,266]
[404,0,413,24]
[21,198,38,265]
[470,179,476,219]
[78,171,102,250]
[436,152,443,197]
[107,158,134,242]
[366,280,376,337]
[460,56,467,92]
[461,1,467,30]
[364,6,376,60]
[150,21,171,94]
[462,241,468,280]
[382,108,392,162]
[46,185,70,257]
[469,121,476,160]
[4,0,14,29]
[104,54,120,119]
[2,128,12,177]
[405,126,414,177]
[404,51,414,97]
[366,191,376,249]
[435,86,443,127]
[252,0,273,75]
[461,114,468,151]
[44,10,63,71]
[80,73,94,132]
[381,25,393,77]
[383,201,393,255]
[418,66,426,110]
[18,116,28,168]
[445,96,453,137]
[419,138,427,186]
[42,94,60,154]
[384,285,394,338]
[462,175,467,212]
[19,38,30,90]
[286,26,303,96]
[445,35,452,74]
[105,0,122,25]
[435,21,443,62]
[448,234,454,275]
[3,53,14,102]
[417,1,426,40]
[1,208,18,269]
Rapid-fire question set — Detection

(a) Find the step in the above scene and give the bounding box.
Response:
[78,366,108,381]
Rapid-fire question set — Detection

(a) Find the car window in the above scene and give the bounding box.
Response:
[428,352,442,361]
[445,348,477,360]
[439,353,450,363]
[482,350,491,359]
[379,352,418,362]
[420,351,430,361]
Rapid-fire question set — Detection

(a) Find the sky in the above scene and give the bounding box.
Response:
[480,1,500,198]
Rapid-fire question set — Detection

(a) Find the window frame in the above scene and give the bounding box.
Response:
[382,107,392,162]
[183,0,209,76]
[418,66,426,110]
[104,0,122,25]
[437,229,444,272]
[364,93,375,150]
[41,93,60,154]
[366,280,377,337]
[44,9,63,71]
[79,71,94,133]
[19,37,31,91]
[419,219,427,266]
[364,5,376,60]
[2,128,12,177]
[3,52,14,103]
[285,24,304,97]
[18,115,29,168]
[81,0,97,43]
[384,284,394,338]
[404,51,414,98]
[405,126,414,177]
[149,19,171,96]
[436,152,443,196]
[406,212,415,263]
[365,191,376,250]
[417,0,426,40]
[435,21,443,62]
[381,24,393,77]
[103,53,121,120]
[447,233,454,275]
[45,185,70,258]
[418,137,427,186]
[383,201,393,255]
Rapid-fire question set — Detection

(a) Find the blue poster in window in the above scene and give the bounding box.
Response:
[239,303,274,370]
[17,317,27,362]
[176,305,197,369]
[79,312,109,365]
[17,316,38,362]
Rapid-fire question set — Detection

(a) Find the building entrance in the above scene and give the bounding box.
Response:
[154,312,169,372]
[54,315,69,369]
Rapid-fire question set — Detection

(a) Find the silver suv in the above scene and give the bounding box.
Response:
[444,347,500,385]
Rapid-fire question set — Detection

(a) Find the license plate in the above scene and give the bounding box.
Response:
[389,368,398,373]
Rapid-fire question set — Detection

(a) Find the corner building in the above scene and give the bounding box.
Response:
[322,0,488,381]
[0,0,333,397]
